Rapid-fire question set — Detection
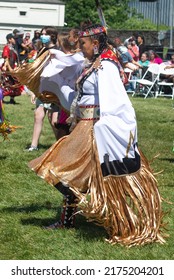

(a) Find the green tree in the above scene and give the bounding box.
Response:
[64,0,166,30]
[64,0,131,28]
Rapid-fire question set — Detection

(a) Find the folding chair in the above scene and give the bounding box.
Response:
[156,64,174,99]
[124,67,141,96]
[133,64,160,99]
[124,68,136,95]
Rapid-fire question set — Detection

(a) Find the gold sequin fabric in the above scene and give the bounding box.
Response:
[29,120,166,247]
[11,50,51,96]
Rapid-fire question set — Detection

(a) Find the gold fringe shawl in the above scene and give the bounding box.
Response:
[28,119,166,247]
[70,132,166,247]
[10,51,67,108]
[10,50,51,96]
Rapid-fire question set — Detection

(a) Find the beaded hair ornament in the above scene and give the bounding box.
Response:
[79,26,107,38]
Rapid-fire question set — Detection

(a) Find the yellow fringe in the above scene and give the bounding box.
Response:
[11,50,51,96]
[70,135,166,247]
[0,123,21,140]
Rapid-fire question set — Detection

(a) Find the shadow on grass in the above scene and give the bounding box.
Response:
[21,217,59,227]
[0,202,57,214]
[0,155,7,160]
[38,144,54,150]
[21,214,107,241]
[3,100,21,105]
[1,203,107,241]
[75,216,107,241]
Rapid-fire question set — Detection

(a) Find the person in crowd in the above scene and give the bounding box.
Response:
[137,34,146,59]
[32,30,41,50]
[38,30,84,138]
[58,32,73,53]
[126,37,139,62]
[138,52,150,68]
[159,54,174,88]
[55,32,78,138]
[148,50,163,64]
[21,23,165,247]
[14,27,29,63]
[164,53,174,70]
[24,26,84,151]
[68,28,81,53]
[26,26,60,151]
[22,32,34,55]
[115,37,140,71]
[1,33,23,104]
[28,95,60,151]
[138,51,150,78]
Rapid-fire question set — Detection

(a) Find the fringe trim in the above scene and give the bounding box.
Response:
[70,131,166,247]
[11,50,51,95]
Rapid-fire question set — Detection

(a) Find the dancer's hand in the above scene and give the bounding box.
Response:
[31,93,36,104]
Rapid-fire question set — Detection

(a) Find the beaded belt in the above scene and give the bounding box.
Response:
[79,105,100,120]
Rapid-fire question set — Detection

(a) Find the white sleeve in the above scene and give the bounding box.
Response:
[60,85,75,111]
[39,75,75,111]
[98,60,132,116]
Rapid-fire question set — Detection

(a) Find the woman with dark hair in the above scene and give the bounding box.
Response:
[148,50,163,64]
[17,23,165,247]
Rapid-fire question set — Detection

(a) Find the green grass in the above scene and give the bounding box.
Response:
[0,94,174,260]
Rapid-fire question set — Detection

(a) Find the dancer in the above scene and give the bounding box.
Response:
[13,23,165,246]
[1,33,24,104]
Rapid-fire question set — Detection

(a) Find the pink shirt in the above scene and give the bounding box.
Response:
[150,57,163,64]
[128,45,139,61]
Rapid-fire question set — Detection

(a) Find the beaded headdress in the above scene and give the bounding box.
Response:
[79,26,107,38]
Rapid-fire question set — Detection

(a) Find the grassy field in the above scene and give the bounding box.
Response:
[0,94,174,260]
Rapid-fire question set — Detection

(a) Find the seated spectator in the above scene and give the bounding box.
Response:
[115,37,140,71]
[160,54,174,86]
[148,50,163,64]
[164,54,174,70]
[138,52,150,67]
[138,52,150,78]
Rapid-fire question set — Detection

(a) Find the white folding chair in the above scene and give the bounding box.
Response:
[124,67,141,96]
[133,64,160,99]
[156,63,174,99]
[124,68,136,95]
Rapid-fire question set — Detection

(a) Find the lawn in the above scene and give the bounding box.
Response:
[0,94,174,260]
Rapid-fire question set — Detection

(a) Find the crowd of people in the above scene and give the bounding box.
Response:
[0,23,168,247]
[113,35,174,93]
[0,27,37,104]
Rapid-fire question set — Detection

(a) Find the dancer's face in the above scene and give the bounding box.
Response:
[80,37,98,61]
